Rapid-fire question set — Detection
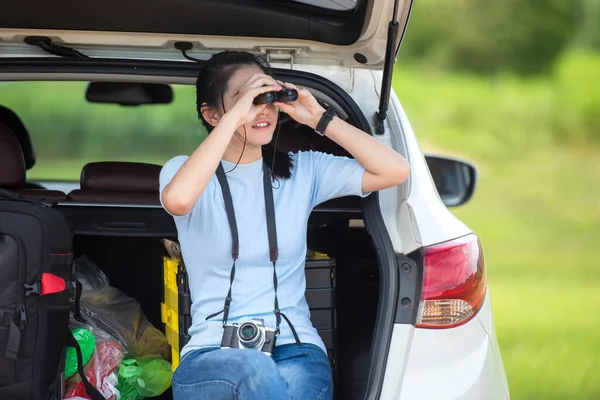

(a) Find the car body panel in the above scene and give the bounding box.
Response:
[381,292,510,400]
[322,67,509,400]
[386,76,473,254]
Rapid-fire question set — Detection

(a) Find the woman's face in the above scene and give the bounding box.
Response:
[221,64,279,147]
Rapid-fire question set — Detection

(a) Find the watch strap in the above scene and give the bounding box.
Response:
[315,107,336,136]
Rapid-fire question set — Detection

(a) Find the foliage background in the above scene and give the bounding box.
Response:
[396,1,600,398]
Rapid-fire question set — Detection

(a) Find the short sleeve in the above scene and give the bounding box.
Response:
[302,151,370,208]
[159,155,192,218]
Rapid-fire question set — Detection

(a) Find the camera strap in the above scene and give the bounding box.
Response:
[206,161,301,346]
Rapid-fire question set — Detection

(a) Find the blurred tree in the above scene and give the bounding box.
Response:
[573,0,600,49]
[400,0,579,75]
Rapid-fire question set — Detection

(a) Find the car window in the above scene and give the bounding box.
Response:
[290,0,356,11]
[0,81,204,181]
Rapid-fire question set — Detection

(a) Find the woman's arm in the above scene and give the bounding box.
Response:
[161,113,240,216]
[275,82,410,194]
[162,74,281,216]
[311,115,410,193]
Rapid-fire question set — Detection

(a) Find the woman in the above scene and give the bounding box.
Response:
[160,51,410,399]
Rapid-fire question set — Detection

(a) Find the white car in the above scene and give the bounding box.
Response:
[0,0,510,398]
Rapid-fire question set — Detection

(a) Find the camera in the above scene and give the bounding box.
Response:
[253,88,298,105]
[221,319,277,356]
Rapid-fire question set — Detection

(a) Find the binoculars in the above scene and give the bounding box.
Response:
[253,88,298,105]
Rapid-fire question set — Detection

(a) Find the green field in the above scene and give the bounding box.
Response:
[395,51,600,399]
[1,50,598,400]
[449,148,599,400]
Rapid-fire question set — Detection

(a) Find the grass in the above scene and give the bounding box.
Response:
[452,148,600,400]
[394,52,600,399]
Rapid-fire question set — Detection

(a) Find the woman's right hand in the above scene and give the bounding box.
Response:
[225,74,281,126]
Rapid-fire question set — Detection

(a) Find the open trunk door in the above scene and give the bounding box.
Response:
[0,0,412,69]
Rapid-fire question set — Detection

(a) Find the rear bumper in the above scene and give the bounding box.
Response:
[385,292,510,400]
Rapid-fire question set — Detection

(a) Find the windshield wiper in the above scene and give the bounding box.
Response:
[24,36,90,59]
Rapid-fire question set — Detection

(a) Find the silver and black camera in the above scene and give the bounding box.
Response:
[221,319,277,356]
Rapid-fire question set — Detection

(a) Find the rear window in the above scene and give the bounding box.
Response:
[0,81,204,181]
[292,0,356,10]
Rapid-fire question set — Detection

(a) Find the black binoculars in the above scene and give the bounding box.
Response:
[253,88,298,105]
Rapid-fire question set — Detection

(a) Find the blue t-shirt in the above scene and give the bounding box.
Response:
[159,150,368,357]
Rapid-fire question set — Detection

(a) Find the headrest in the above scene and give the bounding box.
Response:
[0,106,36,170]
[0,122,26,188]
[80,162,161,192]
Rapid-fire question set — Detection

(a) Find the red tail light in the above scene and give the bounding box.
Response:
[416,234,487,329]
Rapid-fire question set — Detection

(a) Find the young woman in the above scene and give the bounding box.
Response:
[160,51,410,399]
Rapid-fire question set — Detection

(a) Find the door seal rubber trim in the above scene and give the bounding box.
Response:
[360,193,399,400]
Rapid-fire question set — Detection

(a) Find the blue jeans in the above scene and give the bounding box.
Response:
[171,343,333,400]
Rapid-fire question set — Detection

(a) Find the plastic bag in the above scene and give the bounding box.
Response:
[117,357,173,400]
[74,255,110,292]
[64,342,123,399]
[74,257,170,360]
[64,328,96,379]
[64,317,124,400]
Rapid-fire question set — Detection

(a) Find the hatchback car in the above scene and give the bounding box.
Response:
[0,0,510,398]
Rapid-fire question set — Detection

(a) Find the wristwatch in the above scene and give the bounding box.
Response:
[315,107,336,136]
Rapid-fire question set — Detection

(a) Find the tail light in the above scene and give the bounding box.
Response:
[416,234,487,328]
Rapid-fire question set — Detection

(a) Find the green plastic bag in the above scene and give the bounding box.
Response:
[64,328,96,379]
[117,357,173,400]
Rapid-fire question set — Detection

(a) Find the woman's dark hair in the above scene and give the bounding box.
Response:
[196,51,293,180]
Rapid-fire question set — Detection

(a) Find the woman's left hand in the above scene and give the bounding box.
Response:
[273,81,326,130]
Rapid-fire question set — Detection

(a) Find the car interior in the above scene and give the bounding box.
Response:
[0,80,385,400]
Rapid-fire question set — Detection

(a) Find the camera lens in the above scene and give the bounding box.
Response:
[238,321,264,349]
[240,324,257,341]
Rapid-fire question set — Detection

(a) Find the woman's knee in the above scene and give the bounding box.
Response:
[225,349,286,391]
[172,348,287,399]
[172,349,214,386]
[172,378,237,400]
[275,345,333,400]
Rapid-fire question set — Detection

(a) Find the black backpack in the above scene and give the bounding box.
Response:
[0,189,104,400]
